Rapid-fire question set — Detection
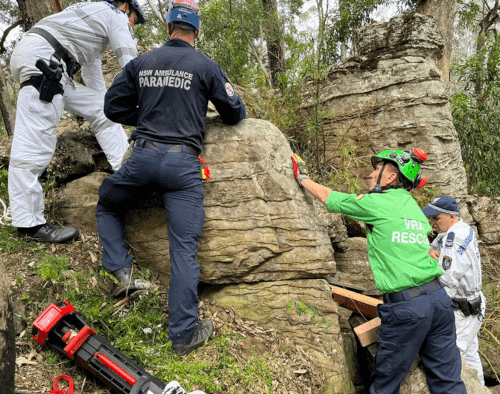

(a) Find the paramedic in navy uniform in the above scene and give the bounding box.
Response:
[96,0,246,357]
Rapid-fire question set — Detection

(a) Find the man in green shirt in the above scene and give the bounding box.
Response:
[291,149,466,394]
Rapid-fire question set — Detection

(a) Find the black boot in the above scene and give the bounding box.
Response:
[172,320,214,356]
[109,267,151,298]
[18,223,79,243]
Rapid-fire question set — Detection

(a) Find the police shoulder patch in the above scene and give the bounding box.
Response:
[225,82,235,97]
[445,232,455,248]
[442,255,453,271]
[357,194,364,200]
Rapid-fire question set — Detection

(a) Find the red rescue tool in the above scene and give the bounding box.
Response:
[31,300,165,394]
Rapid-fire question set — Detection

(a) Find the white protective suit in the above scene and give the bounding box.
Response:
[9,1,137,228]
[431,219,486,385]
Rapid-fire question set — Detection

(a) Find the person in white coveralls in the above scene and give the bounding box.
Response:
[8,0,145,243]
[423,195,486,385]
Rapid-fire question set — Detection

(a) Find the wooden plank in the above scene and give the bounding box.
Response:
[331,285,382,319]
[353,317,381,347]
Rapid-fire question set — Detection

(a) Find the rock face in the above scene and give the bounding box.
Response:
[59,118,350,393]
[399,357,491,394]
[60,172,110,232]
[333,237,382,297]
[466,196,500,245]
[124,118,336,285]
[204,279,354,394]
[307,13,468,199]
[465,196,500,384]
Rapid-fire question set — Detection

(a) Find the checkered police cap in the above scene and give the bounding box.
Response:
[422,195,460,216]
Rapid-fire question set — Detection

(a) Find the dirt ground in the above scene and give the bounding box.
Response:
[3,230,326,394]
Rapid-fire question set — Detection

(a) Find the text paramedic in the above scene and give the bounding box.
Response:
[138,69,193,89]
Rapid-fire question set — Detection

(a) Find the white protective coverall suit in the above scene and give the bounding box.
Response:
[431,219,486,385]
[9,1,137,228]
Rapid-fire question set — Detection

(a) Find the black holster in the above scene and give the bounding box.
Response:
[452,296,481,317]
[35,58,64,102]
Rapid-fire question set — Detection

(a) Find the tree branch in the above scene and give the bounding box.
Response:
[146,0,164,23]
[0,20,23,54]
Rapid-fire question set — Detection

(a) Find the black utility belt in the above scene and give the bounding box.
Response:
[384,278,442,303]
[452,296,481,317]
[133,140,200,156]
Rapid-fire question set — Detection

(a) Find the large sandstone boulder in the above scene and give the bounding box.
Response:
[122,118,337,285]
[304,13,468,199]
[311,199,349,251]
[399,357,491,394]
[333,237,382,296]
[466,196,500,245]
[204,279,354,394]
[60,172,109,232]
[50,125,113,183]
[60,118,338,285]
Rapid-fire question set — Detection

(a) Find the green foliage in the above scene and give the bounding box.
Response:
[456,0,482,29]
[329,0,385,46]
[0,224,46,255]
[134,11,168,48]
[0,164,7,203]
[327,140,365,194]
[483,279,500,311]
[198,0,312,87]
[46,349,67,366]
[294,298,318,323]
[197,0,268,85]
[410,186,442,209]
[451,33,500,196]
[27,268,276,393]
[35,254,69,281]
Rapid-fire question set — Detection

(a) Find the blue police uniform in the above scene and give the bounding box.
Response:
[96,38,246,344]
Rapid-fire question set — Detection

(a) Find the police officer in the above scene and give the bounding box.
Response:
[291,150,466,394]
[9,0,145,243]
[423,195,486,385]
[96,0,246,357]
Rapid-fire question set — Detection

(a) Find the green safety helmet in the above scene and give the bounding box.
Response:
[370,148,428,192]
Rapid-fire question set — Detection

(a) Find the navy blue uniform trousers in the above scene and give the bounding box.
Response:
[370,284,466,394]
[96,140,204,344]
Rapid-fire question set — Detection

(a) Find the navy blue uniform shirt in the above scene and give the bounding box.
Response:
[104,38,246,152]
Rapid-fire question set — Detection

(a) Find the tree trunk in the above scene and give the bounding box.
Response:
[417,0,457,87]
[17,0,63,31]
[0,65,16,137]
[262,0,285,87]
[0,261,15,394]
[474,1,500,102]
[477,1,500,53]
[2,0,64,135]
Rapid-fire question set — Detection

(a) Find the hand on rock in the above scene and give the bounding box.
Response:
[291,153,310,186]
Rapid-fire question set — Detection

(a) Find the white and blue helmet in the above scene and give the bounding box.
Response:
[165,0,200,31]
[106,0,146,25]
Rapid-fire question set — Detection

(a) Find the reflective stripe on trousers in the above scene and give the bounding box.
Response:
[8,34,128,227]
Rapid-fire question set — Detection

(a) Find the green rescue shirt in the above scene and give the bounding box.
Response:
[326,189,443,293]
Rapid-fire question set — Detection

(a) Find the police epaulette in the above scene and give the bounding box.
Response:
[445,232,455,248]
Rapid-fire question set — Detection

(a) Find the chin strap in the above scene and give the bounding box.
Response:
[369,161,408,194]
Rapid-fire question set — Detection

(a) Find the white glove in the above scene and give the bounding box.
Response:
[162,380,206,394]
